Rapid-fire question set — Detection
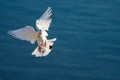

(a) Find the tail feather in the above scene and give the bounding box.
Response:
[32,46,51,57]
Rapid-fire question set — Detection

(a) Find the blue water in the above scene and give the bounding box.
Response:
[0,0,120,80]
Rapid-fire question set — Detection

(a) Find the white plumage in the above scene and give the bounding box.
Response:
[36,7,52,31]
[8,7,57,57]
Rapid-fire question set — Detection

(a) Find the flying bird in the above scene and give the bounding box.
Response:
[8,7,57,57]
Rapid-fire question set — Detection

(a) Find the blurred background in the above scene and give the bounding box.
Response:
[0,0,120,80]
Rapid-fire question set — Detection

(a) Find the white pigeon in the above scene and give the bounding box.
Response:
[8,7,57,57]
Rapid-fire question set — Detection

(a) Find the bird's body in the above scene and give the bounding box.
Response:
[8,7,56,57]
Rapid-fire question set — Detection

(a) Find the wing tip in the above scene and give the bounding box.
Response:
[47,7,52,14]
[48,7,52,10]
[7,31,13,35]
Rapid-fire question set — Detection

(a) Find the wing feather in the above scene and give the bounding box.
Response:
[8,26,37,44]
[36,7,52,31]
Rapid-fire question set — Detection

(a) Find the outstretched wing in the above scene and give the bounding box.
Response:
[8,26,37,44]
[36,7,52,31]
